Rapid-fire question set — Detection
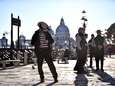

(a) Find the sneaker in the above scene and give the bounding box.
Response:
[40,79,44,83]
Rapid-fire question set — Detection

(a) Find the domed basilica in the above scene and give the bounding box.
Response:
[55,18,70,49]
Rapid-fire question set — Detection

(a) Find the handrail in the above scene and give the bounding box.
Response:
[0,48,34,61]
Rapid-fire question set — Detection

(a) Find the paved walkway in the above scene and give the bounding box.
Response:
[0,57,115,86]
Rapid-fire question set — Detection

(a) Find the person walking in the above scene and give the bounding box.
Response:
[94,30,106,71]
[31,21,58,82]
[74,27,88,74]
[88,34,95,68]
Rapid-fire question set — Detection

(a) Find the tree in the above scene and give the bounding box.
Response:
[107,23,115,43]
[107,23,115,34]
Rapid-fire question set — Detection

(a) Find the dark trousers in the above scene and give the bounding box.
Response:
[74,57,87,72]
[74,49,87,72]
[35,49,58,80]
[95,58,104,70]
[89,53,95,67]
[89,57,93,67]
[95,49,104,70]
[89,48,95,67]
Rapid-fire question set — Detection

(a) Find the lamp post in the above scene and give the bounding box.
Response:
[81,10,88,30]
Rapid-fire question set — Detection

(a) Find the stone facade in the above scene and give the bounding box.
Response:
[55,18,70,49]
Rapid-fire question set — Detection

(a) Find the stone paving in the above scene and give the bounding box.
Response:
[0,56,115,86]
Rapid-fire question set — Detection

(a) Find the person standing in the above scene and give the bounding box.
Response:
[31,21,58,82]
[94,30,106,71]
[88,34,95,68]
[74,27,88,74]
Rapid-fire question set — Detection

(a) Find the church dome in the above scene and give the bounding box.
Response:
[56,18,69,33]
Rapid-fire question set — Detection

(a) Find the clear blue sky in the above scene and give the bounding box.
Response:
[0,0,115,44]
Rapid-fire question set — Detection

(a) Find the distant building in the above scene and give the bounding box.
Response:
[48,26,56,49]
[15,35,26,49]
[69,37,76,49]
[25,39,31,49]
[55,18,70,49]
[48,26,55,38]
[0,18,76,50]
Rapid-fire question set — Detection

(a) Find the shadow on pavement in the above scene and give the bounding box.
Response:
[74,74,88,86]
[93,70,115,85]
[32,81,57,86]
[32,81,43,86]
[46,81,57,86]
[0,65,25,70]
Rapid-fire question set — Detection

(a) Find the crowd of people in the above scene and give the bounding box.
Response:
[74,27,106,73]
[31,21,107,83]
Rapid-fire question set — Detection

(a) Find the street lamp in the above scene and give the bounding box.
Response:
[81,10,88,30]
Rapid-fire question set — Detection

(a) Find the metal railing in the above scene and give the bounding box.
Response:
[0,48,34,63]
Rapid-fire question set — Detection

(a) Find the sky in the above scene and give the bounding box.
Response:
[0,0,115,44]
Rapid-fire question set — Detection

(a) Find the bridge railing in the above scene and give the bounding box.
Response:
[0,48,34,68]
[0,48,75,68]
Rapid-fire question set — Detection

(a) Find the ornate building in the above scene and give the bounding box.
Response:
[55,18,70,49]
[0,18,76,50]
[48,26,55,38]
[15,35,26,49]
[48,26,56,49]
